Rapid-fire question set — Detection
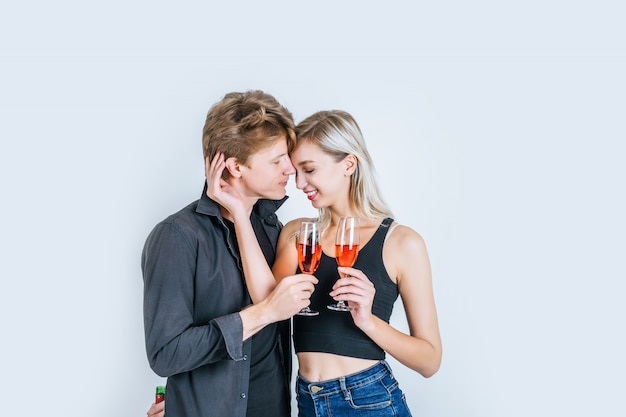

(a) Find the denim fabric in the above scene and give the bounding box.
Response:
[296,361,413,417]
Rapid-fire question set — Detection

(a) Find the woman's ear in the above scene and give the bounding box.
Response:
[344,154,358,176]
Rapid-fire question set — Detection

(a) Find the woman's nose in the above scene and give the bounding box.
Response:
[295,173,306,190]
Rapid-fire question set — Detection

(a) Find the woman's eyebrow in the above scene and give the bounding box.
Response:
[296,159,315,166]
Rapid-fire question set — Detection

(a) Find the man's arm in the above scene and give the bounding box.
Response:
[142,221,241,376]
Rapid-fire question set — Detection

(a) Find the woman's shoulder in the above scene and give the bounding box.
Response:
[385,221,427,252]
[383,221,430,283]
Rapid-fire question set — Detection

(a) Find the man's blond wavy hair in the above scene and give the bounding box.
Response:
[202,90,296,175]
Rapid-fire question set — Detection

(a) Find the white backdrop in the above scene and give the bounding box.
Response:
[1,1,624,416]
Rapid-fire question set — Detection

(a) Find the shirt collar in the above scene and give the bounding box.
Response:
[196,182,289,222]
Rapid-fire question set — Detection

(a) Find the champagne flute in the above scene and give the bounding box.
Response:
[328,217,360,312]
[296,221,322,316]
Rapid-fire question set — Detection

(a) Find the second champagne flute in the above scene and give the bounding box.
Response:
[328,217,360,312]
[296,221,322,316]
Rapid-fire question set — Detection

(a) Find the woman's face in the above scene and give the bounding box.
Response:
[290,140,352,209]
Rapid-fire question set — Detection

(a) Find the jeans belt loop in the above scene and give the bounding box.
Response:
[339,376,351,401]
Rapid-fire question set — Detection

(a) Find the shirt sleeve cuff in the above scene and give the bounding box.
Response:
[214,312,245,360]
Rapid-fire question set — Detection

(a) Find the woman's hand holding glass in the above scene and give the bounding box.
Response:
[328,217,360,311]
[330,266,377,330]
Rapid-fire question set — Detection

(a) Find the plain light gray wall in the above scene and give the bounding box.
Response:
[1,1,624,416]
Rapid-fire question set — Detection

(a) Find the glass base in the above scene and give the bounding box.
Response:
[327,302,352,312]
[296,307,319,316]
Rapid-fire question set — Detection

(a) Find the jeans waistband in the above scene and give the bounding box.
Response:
[297,360,393,396]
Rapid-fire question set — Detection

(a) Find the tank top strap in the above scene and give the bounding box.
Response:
[381,217,394,228]
[361,217,394,255]
[376,217,395,240]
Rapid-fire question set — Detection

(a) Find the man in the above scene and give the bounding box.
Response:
[142,90,316,417]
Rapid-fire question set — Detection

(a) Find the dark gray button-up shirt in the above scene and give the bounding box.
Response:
[142,186,291,417]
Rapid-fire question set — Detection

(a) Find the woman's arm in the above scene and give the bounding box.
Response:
[271,219,305,280]
[205,152,278,303]
[331,224,442,377]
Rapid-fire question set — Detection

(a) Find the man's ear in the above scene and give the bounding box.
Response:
[224,157,242,179]
[344,154,358,176]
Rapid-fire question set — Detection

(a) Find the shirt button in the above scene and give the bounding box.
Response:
[243,354,248,361]
[241,393,247,399]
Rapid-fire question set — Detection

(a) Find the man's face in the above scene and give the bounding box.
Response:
[239,136,296,201]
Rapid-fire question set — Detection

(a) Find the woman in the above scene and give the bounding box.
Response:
[157,109,442,416]
[274,110,441,416]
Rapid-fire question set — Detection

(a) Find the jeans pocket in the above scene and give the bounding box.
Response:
[346,380,393,410]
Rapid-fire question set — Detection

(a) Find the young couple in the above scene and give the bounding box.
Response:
[143,91,441,417]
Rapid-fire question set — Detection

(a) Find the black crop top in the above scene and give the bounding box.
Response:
[293,217,399,360]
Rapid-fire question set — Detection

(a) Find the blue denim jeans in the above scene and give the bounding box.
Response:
[296,360,413,417]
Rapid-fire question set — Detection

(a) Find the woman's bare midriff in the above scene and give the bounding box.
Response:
[297,352,379,382]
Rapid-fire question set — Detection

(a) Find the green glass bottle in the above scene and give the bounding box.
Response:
[155,385,166,404]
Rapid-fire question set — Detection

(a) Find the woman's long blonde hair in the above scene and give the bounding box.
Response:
[295,110,393,232]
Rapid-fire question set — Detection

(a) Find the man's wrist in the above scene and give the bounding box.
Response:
[240,301,274,340]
